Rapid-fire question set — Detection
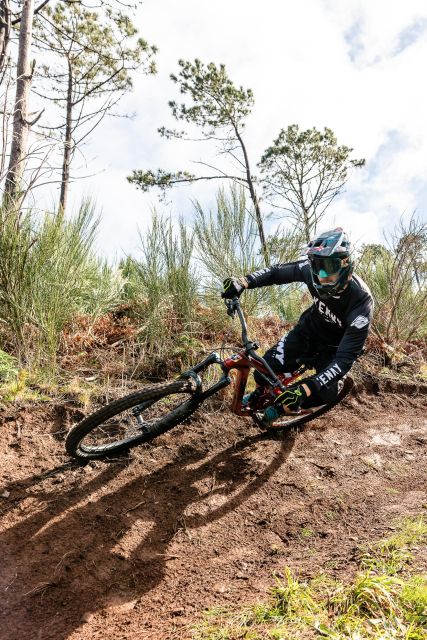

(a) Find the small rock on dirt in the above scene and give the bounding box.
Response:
[81,612,94,624]
[371,432,401,446]
[213,583,228,594]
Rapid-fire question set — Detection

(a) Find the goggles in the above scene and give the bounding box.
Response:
[309,256,344,277]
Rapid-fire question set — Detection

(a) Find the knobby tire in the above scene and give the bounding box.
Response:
[65,379,200,460]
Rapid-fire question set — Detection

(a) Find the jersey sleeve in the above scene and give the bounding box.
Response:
[245,261,310,288]
[309,299,373,393]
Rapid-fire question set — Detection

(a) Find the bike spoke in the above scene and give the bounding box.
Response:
[78,391,193,454]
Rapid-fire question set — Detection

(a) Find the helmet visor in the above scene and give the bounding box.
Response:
[310,256,343,277]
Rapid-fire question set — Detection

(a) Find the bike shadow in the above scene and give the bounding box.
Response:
[1,429,296,640]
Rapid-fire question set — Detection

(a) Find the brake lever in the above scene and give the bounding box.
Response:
[225,297,239,318]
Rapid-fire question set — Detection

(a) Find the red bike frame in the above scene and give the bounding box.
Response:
[222,350,302,416]
[179,298,307,419]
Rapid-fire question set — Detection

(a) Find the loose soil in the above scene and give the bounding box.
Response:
[0,384,426,640]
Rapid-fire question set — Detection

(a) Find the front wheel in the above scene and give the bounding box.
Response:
[254,376,354,431]
[65,379,200,460]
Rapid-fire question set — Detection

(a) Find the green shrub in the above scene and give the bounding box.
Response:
[0,200,123,373]
[357,216,427,345]
[194,185,306,322]
[194,185,269,316]
[121,212,199,367]
[0,349,19,382]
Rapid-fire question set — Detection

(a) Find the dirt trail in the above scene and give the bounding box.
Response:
[0,389,426,640]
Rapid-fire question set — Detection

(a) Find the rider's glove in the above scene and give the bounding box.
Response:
[221,276,248,299]
[274,384,308,413]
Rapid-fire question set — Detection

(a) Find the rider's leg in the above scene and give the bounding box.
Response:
[241,385,263,407]
[301,352,339,408]
[253,330,340,419]
[253,326,312,386]
[243,328,308,408]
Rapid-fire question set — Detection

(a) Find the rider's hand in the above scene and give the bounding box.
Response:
[221,276,248,299]
[274,384,308,413]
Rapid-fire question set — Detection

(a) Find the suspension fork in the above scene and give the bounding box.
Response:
[230,366,251,416]
[228,358,310,417]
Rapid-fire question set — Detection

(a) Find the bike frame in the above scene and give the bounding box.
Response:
[179,298,307,417]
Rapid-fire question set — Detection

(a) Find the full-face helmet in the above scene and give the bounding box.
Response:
[307,228,353,299]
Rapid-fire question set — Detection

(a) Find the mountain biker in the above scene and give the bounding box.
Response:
[222,228,374,426]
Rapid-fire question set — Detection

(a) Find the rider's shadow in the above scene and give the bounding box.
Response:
[1,429,296,640]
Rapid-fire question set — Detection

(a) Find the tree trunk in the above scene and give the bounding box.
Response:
[302,207,311,243]
[235,128,269,266]
[59,59,73,212]
[0,0,11,80]
[248,179,269,266]
[4,0,35,204]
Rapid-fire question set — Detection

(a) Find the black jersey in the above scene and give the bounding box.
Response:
[245,260,374,392]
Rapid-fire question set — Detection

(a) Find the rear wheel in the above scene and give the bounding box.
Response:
[254,376,353,431]
[65,379,200,460]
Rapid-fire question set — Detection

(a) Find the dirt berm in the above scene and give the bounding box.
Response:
[0,383,426,639]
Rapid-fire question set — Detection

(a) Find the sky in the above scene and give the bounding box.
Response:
[45,0,427,258]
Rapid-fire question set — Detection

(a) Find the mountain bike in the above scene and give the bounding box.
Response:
[65,298,353,460]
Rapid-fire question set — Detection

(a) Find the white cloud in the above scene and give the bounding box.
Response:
[325,0,427,63]
[39,0,427,256]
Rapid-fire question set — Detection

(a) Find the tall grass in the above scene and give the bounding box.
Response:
[122,212,200,369]
[357,216,427,345]
[1,188,425,386]
[193,185,265,315]
[0,200,123,372]
[78,257,124,318]
[194,184,305,318]
[265,226,308,323]
[0,207,34,354]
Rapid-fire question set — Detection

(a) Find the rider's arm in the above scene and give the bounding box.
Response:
[308,303,373,394]
[245,261,310,288]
